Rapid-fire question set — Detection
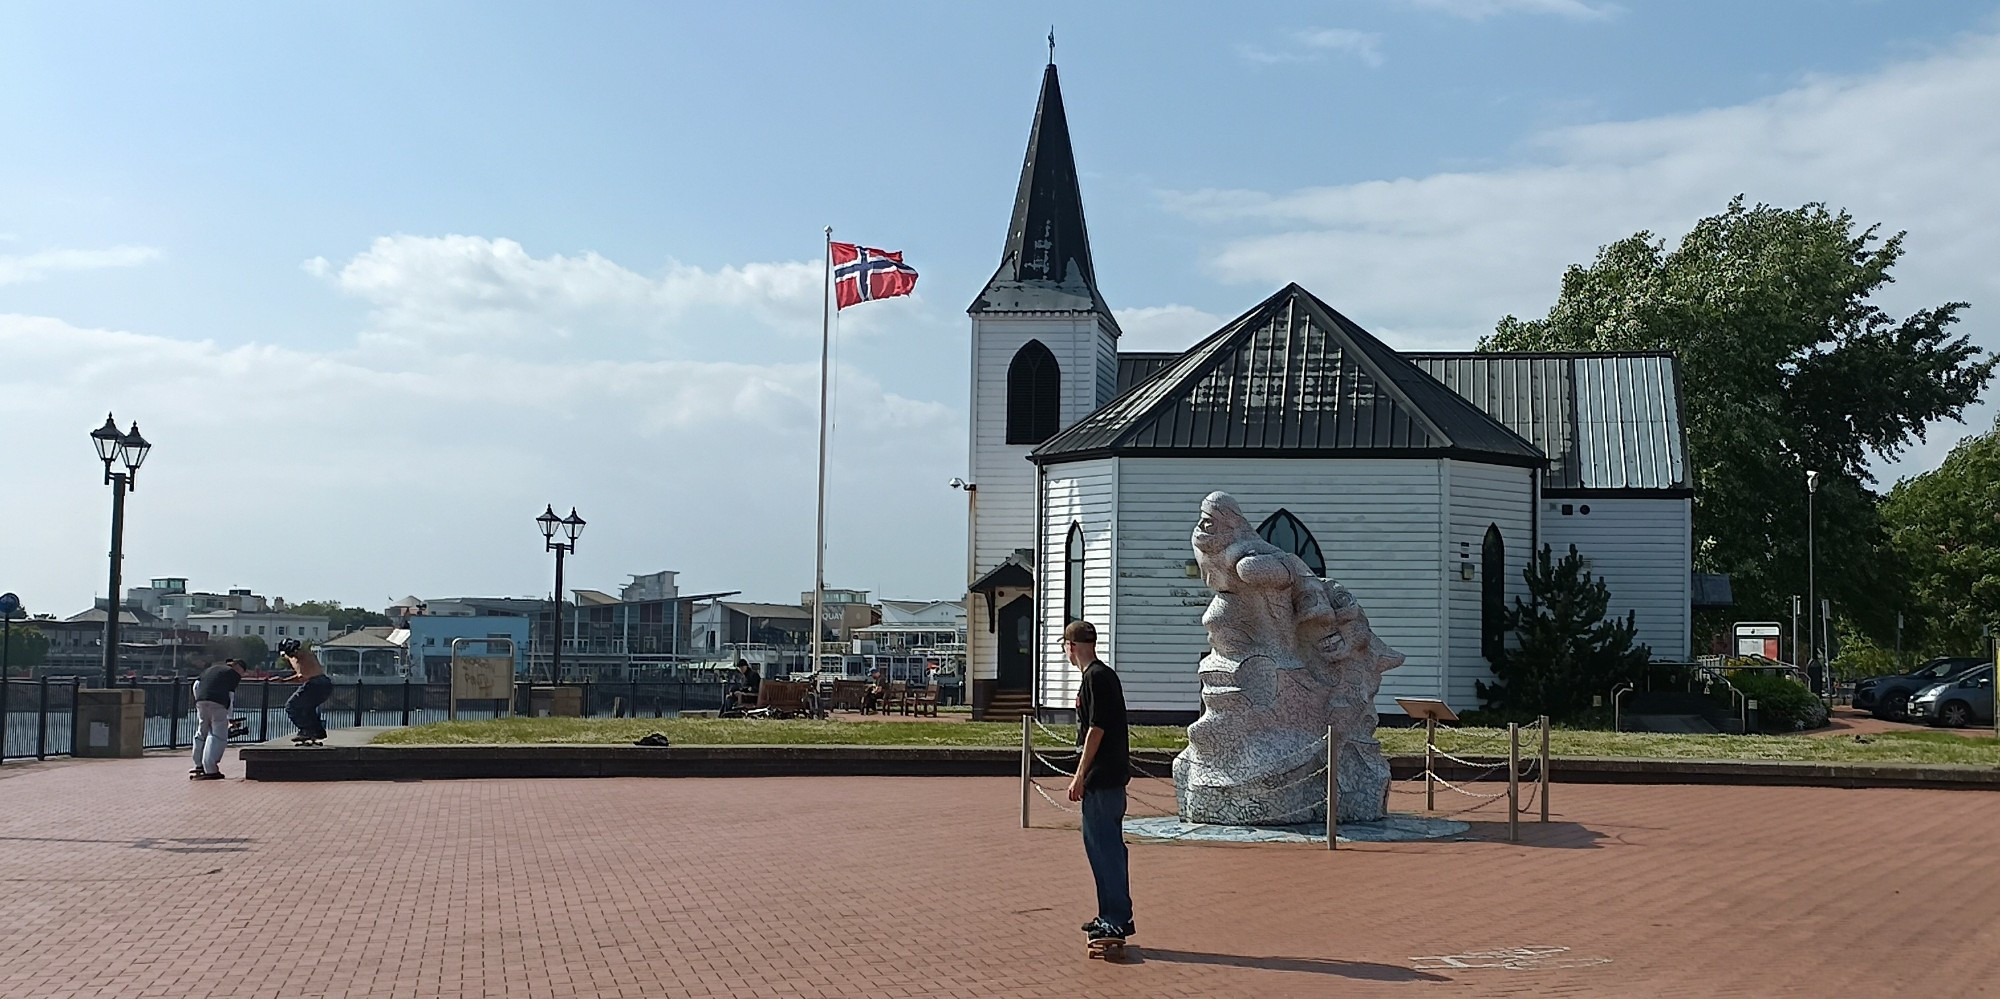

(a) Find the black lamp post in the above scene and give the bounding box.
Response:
[1806,469,1820,691]
[536,505,586,683]
[91,414,151,688]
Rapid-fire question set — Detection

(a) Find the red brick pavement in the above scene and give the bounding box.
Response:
[1,753,1996,998]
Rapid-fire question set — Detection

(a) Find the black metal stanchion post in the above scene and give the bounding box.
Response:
[354,678,364,728]
[169,668,183,750]
[258,680,270,742]
[1326,725,1338,851]
[1539,715,1551,823]
[402,675,412,727]
[1507,722,1520,843]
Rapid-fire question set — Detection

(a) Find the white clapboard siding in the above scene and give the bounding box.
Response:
[1444,461,1537,713]
[968,314,1118,579]
[1101,457,1449,716]
[1037,459,1118,709]
[1540,497,1692,660]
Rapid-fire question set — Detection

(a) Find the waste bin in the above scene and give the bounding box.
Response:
[529,686,583,718]
[74,687,146,758]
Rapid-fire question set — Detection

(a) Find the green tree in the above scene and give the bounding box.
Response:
[1479,544,1651,721]
[1484,198,1994,643]
[2,622,49,674]
[201,635,271,667]
[287,600,392,634]
[1880,416,2000,656]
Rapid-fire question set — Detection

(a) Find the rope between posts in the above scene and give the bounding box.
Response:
[1424,772,1513,799]
[1032,751,1078,777]
[1427,747,1514,771]
[1030,781,1078,813]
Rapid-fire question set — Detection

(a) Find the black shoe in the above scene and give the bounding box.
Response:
[192,771,225,781]
[1086,921,1126,942]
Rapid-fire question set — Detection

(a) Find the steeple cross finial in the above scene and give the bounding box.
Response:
[1048,26,1055,65]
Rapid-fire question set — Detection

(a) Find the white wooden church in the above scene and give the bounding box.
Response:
[961,61,1700,724]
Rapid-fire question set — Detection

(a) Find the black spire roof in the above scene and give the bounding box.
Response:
[1031,284,1546,466]
[969,62,1115,324]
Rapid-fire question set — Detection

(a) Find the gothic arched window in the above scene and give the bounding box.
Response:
[1006,340,1061,445]
[1481,524,1506,664]
[1257,509,1326,577]
[1064,522,1086,624]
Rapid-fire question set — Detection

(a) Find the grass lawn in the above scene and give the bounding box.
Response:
[373,717,2000,765]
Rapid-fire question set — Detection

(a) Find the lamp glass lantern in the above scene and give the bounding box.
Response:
[536,505,561,542]
[91,414,126,466]
[120,423,150,474]
[560,508,586,544]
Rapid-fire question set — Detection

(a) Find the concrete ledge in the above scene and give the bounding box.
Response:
[241,732,2000,790]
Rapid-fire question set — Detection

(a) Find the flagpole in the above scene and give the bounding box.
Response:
[813,226,832,683]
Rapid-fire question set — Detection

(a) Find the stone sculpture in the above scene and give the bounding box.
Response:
[1173,492,1405,825]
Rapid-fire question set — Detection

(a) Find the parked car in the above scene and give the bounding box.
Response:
[1854,657,1988,720]
[1907,665,1995,728]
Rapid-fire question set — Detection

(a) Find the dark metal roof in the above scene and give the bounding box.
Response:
[970,549,1035,593]
[1034,285,1545,466]
[1116,352,1176,392]
[968,62,1116,326]
[1408,352,1690,494]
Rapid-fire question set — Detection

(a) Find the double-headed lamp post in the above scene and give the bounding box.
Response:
[536,505,586,683]
[90,414,152,688]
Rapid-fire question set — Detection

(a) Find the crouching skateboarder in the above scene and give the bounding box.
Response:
[278,641,332,745]
[1063,620,1135,959]
[189,658,247,780]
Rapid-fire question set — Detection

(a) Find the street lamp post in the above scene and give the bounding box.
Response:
[536,506,586,684]
[1806,469,1820,694]
[91,414,152,688]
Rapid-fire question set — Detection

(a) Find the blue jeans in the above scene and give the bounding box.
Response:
[285,675,333,738]
[1080,786,1132,927]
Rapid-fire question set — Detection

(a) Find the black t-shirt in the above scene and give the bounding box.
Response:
[1075,660,1130,788]
[194,665,241,706]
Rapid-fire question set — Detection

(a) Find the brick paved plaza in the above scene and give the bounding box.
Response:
[2,754,1996,998]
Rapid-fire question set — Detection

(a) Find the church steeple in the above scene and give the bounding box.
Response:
[969,61,1115,325]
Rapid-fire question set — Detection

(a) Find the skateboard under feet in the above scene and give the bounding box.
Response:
[291,737,326,747]
[1086,937,1130,961]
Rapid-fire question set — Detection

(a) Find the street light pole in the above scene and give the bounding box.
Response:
[90,415,151,688]
[1806,470,1819,691]
[537,506,586,684]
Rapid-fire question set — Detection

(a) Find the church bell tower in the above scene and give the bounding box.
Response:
[962,57,1119,719]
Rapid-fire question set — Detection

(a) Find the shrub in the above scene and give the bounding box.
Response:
[1478,544,1651,723]
[1727,671,1828,732]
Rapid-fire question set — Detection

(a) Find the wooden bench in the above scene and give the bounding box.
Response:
[752,680,821,719]
[830,679,869,712]
[879,680,909,715]
[906,682,939,717]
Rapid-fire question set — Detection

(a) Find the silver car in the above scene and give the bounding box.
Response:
[1907,665,1995,728]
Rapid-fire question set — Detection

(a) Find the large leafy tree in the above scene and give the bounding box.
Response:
[2,622,48,674]
[1484,199,1993,642]
[1881,416,2000,655]
[1479,544,1650,720]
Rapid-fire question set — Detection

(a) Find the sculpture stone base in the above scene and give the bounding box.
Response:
[1174,736,1393,825]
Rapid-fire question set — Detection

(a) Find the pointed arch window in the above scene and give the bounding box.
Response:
[1481,524,1506,664]
[1064,522,1086,624]
[1256,509,1325,577]
[1006,340,1061,445]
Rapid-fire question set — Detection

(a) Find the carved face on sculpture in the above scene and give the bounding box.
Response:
[1194,491,1253,551]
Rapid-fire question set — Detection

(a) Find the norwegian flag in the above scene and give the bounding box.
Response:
[831,242,918,310]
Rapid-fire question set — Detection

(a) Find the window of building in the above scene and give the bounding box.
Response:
[1064,522,1085,624]
[1481,524,1506,665]
[1005,340,1061,445]
[1256,509,1326,577]
[276,626,287,636]
[257,626,266,635]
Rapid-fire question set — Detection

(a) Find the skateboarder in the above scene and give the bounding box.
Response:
[190,658,247,780]
[279,643,332,744]
[1063,620,1134,949]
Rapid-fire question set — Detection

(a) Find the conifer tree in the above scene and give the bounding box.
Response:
[1478,544,1650,721]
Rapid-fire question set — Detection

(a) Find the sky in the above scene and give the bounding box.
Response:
[5,0,2000,617]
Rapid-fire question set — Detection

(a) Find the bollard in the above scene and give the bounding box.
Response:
[401,676,413,727]
[1507,722,1520,843]
[1538,715,1551,823]
[1326,725,1338,851]
[1019,715,1032,829]
[36,676,50,760]
[1424,716,1437,812]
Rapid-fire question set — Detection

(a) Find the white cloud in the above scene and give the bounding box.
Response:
[1115,304,1229,352]
[1166,30,2000,477]
[1239,27,1386,68]
[0,245,160,285]
[3,237,961,615]
[302,235,848,352]
[1396,0,1618,20]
